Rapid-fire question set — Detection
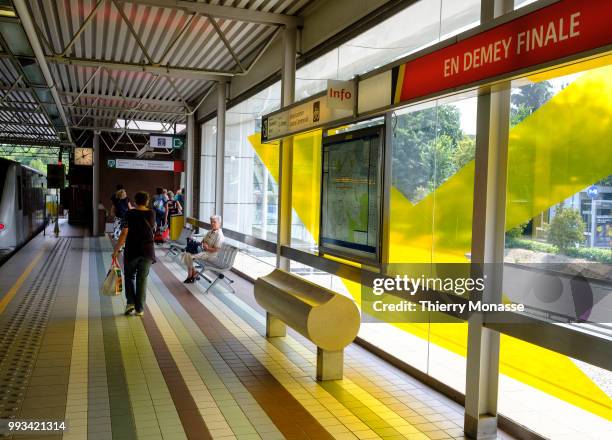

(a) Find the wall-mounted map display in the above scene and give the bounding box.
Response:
[320,126,383,263]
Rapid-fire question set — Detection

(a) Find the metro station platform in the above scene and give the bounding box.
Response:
[0,234,517,440]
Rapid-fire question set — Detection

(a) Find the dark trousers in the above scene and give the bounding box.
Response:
[124,256,152,312]
[155,210,165,228]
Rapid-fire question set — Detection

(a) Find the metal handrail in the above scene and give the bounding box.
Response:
[186,216,612,371]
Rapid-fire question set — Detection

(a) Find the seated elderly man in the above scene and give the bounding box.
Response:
[183,214,224,283]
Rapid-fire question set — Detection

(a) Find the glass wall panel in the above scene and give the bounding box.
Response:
[514,0,539,9]
[200,118,216,220]
[286,95,478,389]
[500,58,612,435]
[226,237,276,279]
[295,0,480,100]
[289,131,322,249]
[499,335,612,438]
[358,94,477,390]
[223,82,281,239]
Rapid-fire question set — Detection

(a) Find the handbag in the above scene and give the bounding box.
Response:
[101,257,123,296]
[185,238,202,254]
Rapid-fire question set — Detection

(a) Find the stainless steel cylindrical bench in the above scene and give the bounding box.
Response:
[254,269,360,380]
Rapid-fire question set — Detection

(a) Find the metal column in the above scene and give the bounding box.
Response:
[590,198,597,247]
[215,81,226,218]
[276,24,297,269]
[92,132,100,236]
[464,1,513,438]
[185,114,195,218]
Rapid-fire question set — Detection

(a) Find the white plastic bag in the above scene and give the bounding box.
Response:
[101,257,123,296]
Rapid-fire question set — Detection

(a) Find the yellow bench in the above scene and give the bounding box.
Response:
[254,269,360,380]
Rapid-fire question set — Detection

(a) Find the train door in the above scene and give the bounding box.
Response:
[15,167,25,244]
[0,163,18,249]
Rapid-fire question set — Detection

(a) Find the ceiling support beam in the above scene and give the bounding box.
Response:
[68,125,179,135]
[0,130,55,136]
[61,91,188,108]
[58,0,106,57]
[0,105,42,113]
[68,66,102,105]
[67,107,184,117]
[0,137,71,146]
[111,0,156,64]
[0,121,54,129]
[207,14,245,73]
[13,0,74,146]
[120,0,303,27]
[69,114,182,123]
[46,55,234,81]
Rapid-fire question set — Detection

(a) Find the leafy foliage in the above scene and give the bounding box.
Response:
[511,81,553,112]
[595,175,612,187]
[392,105,475,203]
[506,236,612,263]
[506,221,528,239]
[510,81,553,128]
[506,237,556,253]
[510,103,532,127]
[2,153,57,174]
[564,246,612,264]
[548,206,585,251]
[28,159,47,174]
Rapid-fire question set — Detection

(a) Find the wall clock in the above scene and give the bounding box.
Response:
[74,147,93,166]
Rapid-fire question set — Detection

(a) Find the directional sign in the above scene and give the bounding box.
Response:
[106,159,184,172]
[173,136,185,149]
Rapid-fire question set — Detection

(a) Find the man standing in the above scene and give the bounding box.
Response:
[113,191,156,316]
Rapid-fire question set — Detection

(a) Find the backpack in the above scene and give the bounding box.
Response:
[153,196,165,212]
[185,238,201,254]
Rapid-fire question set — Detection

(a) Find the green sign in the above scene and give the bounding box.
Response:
[173,136,185,149]
[107,159,116,168]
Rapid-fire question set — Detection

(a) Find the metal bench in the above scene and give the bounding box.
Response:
[165,225,194,258]
[254,269,360,380]
[193,243,239,293]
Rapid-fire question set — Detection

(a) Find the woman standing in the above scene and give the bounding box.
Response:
[112,191,156,316]
[165,190,182,220]
[152,187,167,229]
[110,188,132,240]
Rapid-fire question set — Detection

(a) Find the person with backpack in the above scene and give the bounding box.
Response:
[112,191,156,317]
[166,191,182,217]
[152,187,167,229]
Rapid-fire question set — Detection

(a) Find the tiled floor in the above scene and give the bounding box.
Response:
[0,234,518,440]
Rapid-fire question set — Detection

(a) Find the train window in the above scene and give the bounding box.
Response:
[24,171,30,215]
[17,174,22,210]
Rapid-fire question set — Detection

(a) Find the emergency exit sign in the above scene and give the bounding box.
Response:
[149,135,185,149]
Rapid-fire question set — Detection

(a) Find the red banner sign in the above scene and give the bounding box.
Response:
[394,0,612,103]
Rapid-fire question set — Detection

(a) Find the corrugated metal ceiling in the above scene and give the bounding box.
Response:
[0,0,310,148]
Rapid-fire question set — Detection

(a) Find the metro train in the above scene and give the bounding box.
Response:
[0,157,46,259]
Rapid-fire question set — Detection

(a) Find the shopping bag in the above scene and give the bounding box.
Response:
[154,226,170,245]
[101,257,123,296]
